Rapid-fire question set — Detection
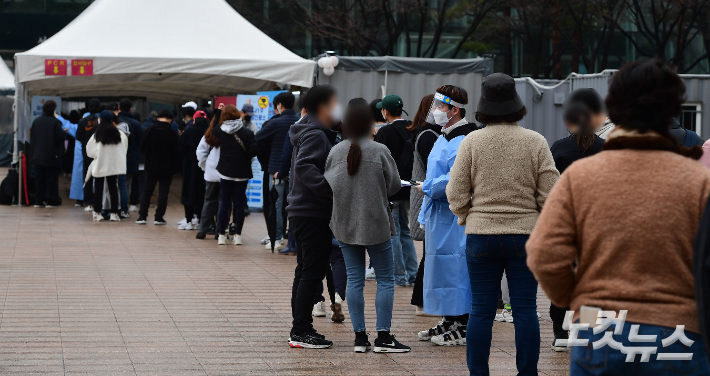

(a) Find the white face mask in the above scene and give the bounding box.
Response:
[432,108,452,126]
[331,103,343,123]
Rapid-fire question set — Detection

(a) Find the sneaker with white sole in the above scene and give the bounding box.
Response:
[417,317,449,341]
[495,308,514,323]
[109,213,121,222]
[288,332,333,349]
[178,222,193,230]
[135,217,147,224]
[431,323,467,346]
[551,331,569,352]
[261,235,271,244]
[84,205,94,212]
[373,334,411,353]
[331,293,344,322]
[177,218,187,226]
[365,267,376,280]
[354,333,371,353]
[232,235,242,245]
[93,212,104,222]
[312,301,326,317]
[120,211,130,219]
[265,239,285,250]
[128,205,138,212]
[154,218,167,225]
[218,235,228,245]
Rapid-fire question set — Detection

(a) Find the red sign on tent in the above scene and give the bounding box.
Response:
[72,60,93,76]
[45,59,67,76]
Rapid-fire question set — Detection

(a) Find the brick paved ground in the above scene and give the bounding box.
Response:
[0,170,569,375]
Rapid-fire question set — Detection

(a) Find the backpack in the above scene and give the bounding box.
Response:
[391,122,414,181]
[684,129,699,148]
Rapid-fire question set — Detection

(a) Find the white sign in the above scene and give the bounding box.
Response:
[30,96,62,124]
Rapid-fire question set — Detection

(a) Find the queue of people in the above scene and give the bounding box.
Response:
[25,57,710,375]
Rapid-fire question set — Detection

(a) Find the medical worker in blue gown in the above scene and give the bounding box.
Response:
[414,85,479,347]
[57,114,84,205]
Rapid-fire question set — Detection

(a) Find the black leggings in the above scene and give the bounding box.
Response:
[184,202,204,221]
[94,175,118,214]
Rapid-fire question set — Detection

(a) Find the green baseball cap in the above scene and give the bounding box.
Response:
[376,94,408,115]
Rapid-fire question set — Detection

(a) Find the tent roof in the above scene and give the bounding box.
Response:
[14,0,314,102]
[334,56,494,76]
[0,60,13,91]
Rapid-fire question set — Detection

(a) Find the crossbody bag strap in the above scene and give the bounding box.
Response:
[232,132,247,152]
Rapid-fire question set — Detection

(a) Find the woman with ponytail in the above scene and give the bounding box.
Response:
[550,101,606,174]
[324,100,410,353]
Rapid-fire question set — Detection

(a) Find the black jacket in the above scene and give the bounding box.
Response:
[76,113,99,161]
[118,111,143,174]
[671,120,705,146]
[286,114,337,219]
[550,134,605,174]
[178,119,208,205]
[413,123,442,164]
[444,122,479,141]
[375,119,413,201]
[30,114,64,167]
[213,120,258,180]
[256,109,301,174]
[140,121,179,174]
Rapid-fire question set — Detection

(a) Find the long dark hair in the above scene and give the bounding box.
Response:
[564,102,595,152]
[342,101,375,175]
[95,115,121,145]
[407,94,435,132]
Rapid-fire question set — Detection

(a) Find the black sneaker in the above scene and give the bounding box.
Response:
[229,223,237,235]
[136,217,147,225]
[196,232,206,239]
[288,332,332,349]
[206,225,216,235]
[551,331,569,352]
[373,334,410,353]
[354,333,371,353]
[154,217,167,225]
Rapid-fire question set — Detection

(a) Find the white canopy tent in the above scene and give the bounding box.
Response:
[13,0,315,145]
[0,60,14,91]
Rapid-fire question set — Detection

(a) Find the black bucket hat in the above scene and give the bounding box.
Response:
[477,73,524,116]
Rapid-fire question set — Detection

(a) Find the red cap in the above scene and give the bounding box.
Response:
[194,110,208,119]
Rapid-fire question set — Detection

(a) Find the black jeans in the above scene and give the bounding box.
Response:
[290,216,333,335]
[128,171,143,206]
[139,172,172,220]
[94,175,118,214]
[35,165,60,206]
[82,157,94,205]
[411,239,425,307]
[217,179,247,235]
[550,303,569,334]
[315,244,347,304]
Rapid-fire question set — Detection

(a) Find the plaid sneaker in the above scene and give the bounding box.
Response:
[417,317,449,341]
[431,322,467,346]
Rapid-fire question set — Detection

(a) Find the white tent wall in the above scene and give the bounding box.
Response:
[0,60,14,91]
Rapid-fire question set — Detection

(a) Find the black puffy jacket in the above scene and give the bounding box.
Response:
[30,114,64,167]
[213,120,259,180]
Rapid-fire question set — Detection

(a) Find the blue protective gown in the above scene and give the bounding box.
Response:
[418,134,471,316]
[57,116,84,201]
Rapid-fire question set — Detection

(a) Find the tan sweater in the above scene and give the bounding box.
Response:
[526,130,710,333]
[447,123,559,234]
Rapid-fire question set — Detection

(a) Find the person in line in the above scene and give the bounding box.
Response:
[141,111,157,129]
[287,85,340,349]
[374,94,418,287]
[670,119,706,147]
[566,88,614,140]
[178,110,209,231]
[56,111,84,206]
[196,105,224,239]
[414,85,478,347]
[76,98,101,212]
[136,109,179,225]
[527,58,710,375]
[85,111,128,222]
[370,99,388,134]
[407,94,441,316]
[257,92,300,250]
[325,99,410,353]
[117,99,143,218]
[240,104,259,135]
[211,105,258,245]
[447,73,558,375]
[182,101,197,128]
[30,99,64,208]
[255,98,280,246]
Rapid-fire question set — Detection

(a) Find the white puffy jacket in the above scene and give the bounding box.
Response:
[196,136,220,183]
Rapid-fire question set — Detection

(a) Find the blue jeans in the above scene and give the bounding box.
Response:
[391,201,418,285]
[466,234,539,376]
[118,174,128,212]
[571,322,710,376]
[339,240,394,333]
[269,178,285,240]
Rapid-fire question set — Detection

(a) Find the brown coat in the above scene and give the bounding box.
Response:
[526,128,710,333]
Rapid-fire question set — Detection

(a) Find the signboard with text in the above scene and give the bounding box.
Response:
[45,59,67,76]
[30,96,62,124]
[71,59,94,76]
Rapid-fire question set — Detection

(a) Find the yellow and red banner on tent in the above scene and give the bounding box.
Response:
[44,59,94,76]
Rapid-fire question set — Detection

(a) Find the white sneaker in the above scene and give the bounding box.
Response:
[92,212,103,222]
[365,267,376,280]
[331,293,344,322]
[265,239,285,250]
[218,235,228,245]
[178,222,193,230]
[84,205,94,212]
[431,323,467,346]
[261,235,271,244]
[495,309,514,323]
[109,213,121,222]
[191,215,199,226]
[417,317,448,341]
[232,235,242,245]
[128,205,138,212]
[177,218,187,226]
[312,301,326,317]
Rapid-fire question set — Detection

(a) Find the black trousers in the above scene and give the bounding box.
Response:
[411,239,425,306]
[94,175,118,214]
[550,303,569,334]
[128,171,143,206]
[82,157,94,205]
[199,181,220,233]
[35,165,60,206]
[139,172,172,220]
[290,216,333,335]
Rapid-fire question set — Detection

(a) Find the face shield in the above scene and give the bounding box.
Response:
[426,92,464,127]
